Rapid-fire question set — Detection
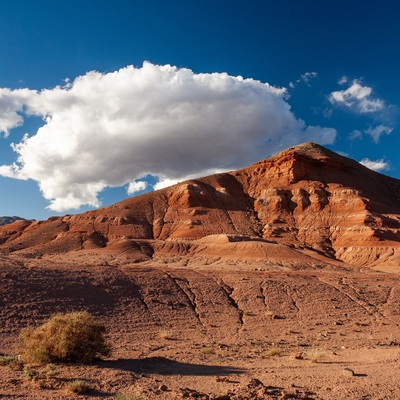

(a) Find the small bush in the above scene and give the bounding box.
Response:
[200,346,215,355]
[67,379,91,394]
[304,348,328,363]
[40,363,59,379]
[264,347,282,357]
[20,311,110,363]
[158,330,172,340]
[22,366,40,381]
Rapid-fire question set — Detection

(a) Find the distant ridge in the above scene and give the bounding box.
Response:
[0,216,27,226]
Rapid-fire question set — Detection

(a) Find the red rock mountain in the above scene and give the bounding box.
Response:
[1,142,399,270]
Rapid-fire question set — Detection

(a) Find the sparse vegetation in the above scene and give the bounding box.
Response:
[40,363,59,379]
[265,310,284,319]
[158,330,172,340]
[264,347,282,357]
[67,379,91,394]
[304,348,328,363]
[20,311,110,363]
[22,364,59,381]
[200,346,216,355]
[0,354,16,366]
[22,366,41,381]
[0,354,23,370]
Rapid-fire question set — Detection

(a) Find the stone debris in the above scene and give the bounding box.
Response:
[342,368,355,377]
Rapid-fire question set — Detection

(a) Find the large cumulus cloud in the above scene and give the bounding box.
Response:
[0,62,336,212]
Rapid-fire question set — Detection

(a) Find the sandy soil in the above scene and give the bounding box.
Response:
[1,255,400,399]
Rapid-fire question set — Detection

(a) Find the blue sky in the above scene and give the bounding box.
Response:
[0,0,399,220]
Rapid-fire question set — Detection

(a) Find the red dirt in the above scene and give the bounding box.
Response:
[1,254,400,399]
[1,143,400,399]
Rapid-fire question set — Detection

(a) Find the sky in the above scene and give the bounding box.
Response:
[0,0,399,220]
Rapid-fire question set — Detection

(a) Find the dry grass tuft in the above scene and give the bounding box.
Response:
[264,347,282,357]
[158,330,173,340]
[20,311,110,364]
[200,346,216,355]
[304,348,328,363]
[0,354,23,371]
[22,364,59,382]
[0,355,16,366]
[67,379,91,394]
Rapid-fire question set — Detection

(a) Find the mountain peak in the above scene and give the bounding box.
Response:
[271,142,349,164]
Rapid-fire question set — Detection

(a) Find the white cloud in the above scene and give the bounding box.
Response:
[0,88,38,137]
[127,180,148,195]
[322,108,333,118]
[349,129,362,140]
[289,71,318,88]
[359,158,390,172]
[346,125,392,143]
[0,62,336,212]
[329,79,385,114]
[301,72,318,85]
[153,178,180,191]
[364,125,393,143]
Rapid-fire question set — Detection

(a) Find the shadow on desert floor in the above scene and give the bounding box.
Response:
[97,356,246,376]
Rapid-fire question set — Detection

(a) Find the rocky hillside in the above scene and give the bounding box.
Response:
[0,142,399,270]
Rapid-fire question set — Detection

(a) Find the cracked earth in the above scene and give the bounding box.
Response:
[1,255,400,399]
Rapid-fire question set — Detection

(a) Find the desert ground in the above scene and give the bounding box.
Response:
[1,253,400,399]
[1,144,400,399]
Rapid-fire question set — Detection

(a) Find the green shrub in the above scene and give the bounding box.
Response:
[21,311,110,363]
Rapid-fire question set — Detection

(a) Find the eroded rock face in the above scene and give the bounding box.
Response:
[1,142,399,269]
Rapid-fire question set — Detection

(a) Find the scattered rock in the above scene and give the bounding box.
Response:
[247,378,264,388]
[343,368,355,377]
[180,387,209,399]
